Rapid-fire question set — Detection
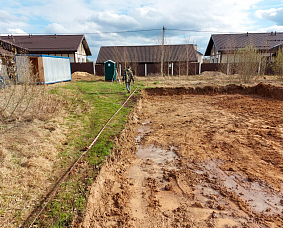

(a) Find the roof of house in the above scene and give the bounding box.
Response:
[204,32,283,56]
[0,39,28,56]
[96,44,198,64]
[0,35,91,56]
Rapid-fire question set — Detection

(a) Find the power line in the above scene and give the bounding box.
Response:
[0,28,251,36]
[0,28,163,36]
[166,28,247,34]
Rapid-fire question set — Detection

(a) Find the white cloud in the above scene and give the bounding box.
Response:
[90,11,141,30]
[8,28,28,35]
[0,10,29,34]
[255,7,283,25]
[45,23,69,34]
[255,8,279,18]
[0,0,275,60]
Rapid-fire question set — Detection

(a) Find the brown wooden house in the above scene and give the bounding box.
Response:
[205,32,283,63]
[96,44,200,76]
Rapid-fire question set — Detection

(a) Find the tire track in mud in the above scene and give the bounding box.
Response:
[81,84,283,228]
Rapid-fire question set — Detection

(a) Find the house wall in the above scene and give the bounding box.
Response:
[219,52,272,63]
[40,40,88,63]
[75,43,87,63]
[42,53,76,63]
[209,44,220,63]
[196,54,203,63]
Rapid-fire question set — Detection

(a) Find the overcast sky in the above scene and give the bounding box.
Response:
[1,0,283,61]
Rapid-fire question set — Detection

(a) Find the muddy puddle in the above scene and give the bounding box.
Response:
[202,160,283,215]
[128,124,182,218]
[127,123,283,227]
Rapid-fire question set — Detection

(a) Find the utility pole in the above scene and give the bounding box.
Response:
[161,26,165,76]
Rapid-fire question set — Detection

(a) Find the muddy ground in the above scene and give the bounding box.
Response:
[80,83,283,228]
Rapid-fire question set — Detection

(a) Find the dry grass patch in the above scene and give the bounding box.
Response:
[0,120,67,227]
[0,82,87,227]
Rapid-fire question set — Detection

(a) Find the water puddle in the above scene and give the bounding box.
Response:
[137,145,176,164]
[203,160,283,215]
[128,124,181,217]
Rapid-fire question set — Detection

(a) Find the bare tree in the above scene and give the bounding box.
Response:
[272,46,283,80]
[234,45,260,83]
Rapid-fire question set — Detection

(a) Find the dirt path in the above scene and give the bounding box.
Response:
[81,85,283,228]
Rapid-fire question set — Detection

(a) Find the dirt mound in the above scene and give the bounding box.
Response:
[72,72,103,81]
[144,83,283,100]
[253,82,283,100]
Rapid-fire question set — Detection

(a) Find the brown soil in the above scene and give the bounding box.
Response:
[80,83,283,228]
[72,72,103,81]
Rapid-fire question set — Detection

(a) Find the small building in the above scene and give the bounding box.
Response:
[0,34,91,63]
[0,40,71,84]
[205,32,283,63]
[4,55,72,84]
[96,44,200,76]
[104,60,116,81]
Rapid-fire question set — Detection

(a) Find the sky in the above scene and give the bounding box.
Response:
[1,0,283,61]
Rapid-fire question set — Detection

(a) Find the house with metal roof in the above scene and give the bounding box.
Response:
[0,34,92,63]
[205,32,283,63]
[96,44,201,76]
[0,39,27,56]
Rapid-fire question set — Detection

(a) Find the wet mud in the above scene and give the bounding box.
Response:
[81,83,283,228]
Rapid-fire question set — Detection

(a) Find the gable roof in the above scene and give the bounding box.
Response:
[96,44,198,64]
[0,35,91,56]
[205,32,283,56]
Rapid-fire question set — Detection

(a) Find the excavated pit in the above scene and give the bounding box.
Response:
[81,83,283,228]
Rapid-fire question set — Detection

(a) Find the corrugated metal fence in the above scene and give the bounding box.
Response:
[95,62,276,76]
[71,62,94,74]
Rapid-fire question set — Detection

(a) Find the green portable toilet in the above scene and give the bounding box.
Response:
[104,60,116,81]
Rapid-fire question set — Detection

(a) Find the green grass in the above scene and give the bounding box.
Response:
[31,80,143,227]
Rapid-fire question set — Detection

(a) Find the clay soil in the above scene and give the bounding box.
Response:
[81,84,283,228]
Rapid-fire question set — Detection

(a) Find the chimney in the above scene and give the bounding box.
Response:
[275,31,277,35]
[271,31,274,36]
[29,34,32,38]
[247,32,248,36]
